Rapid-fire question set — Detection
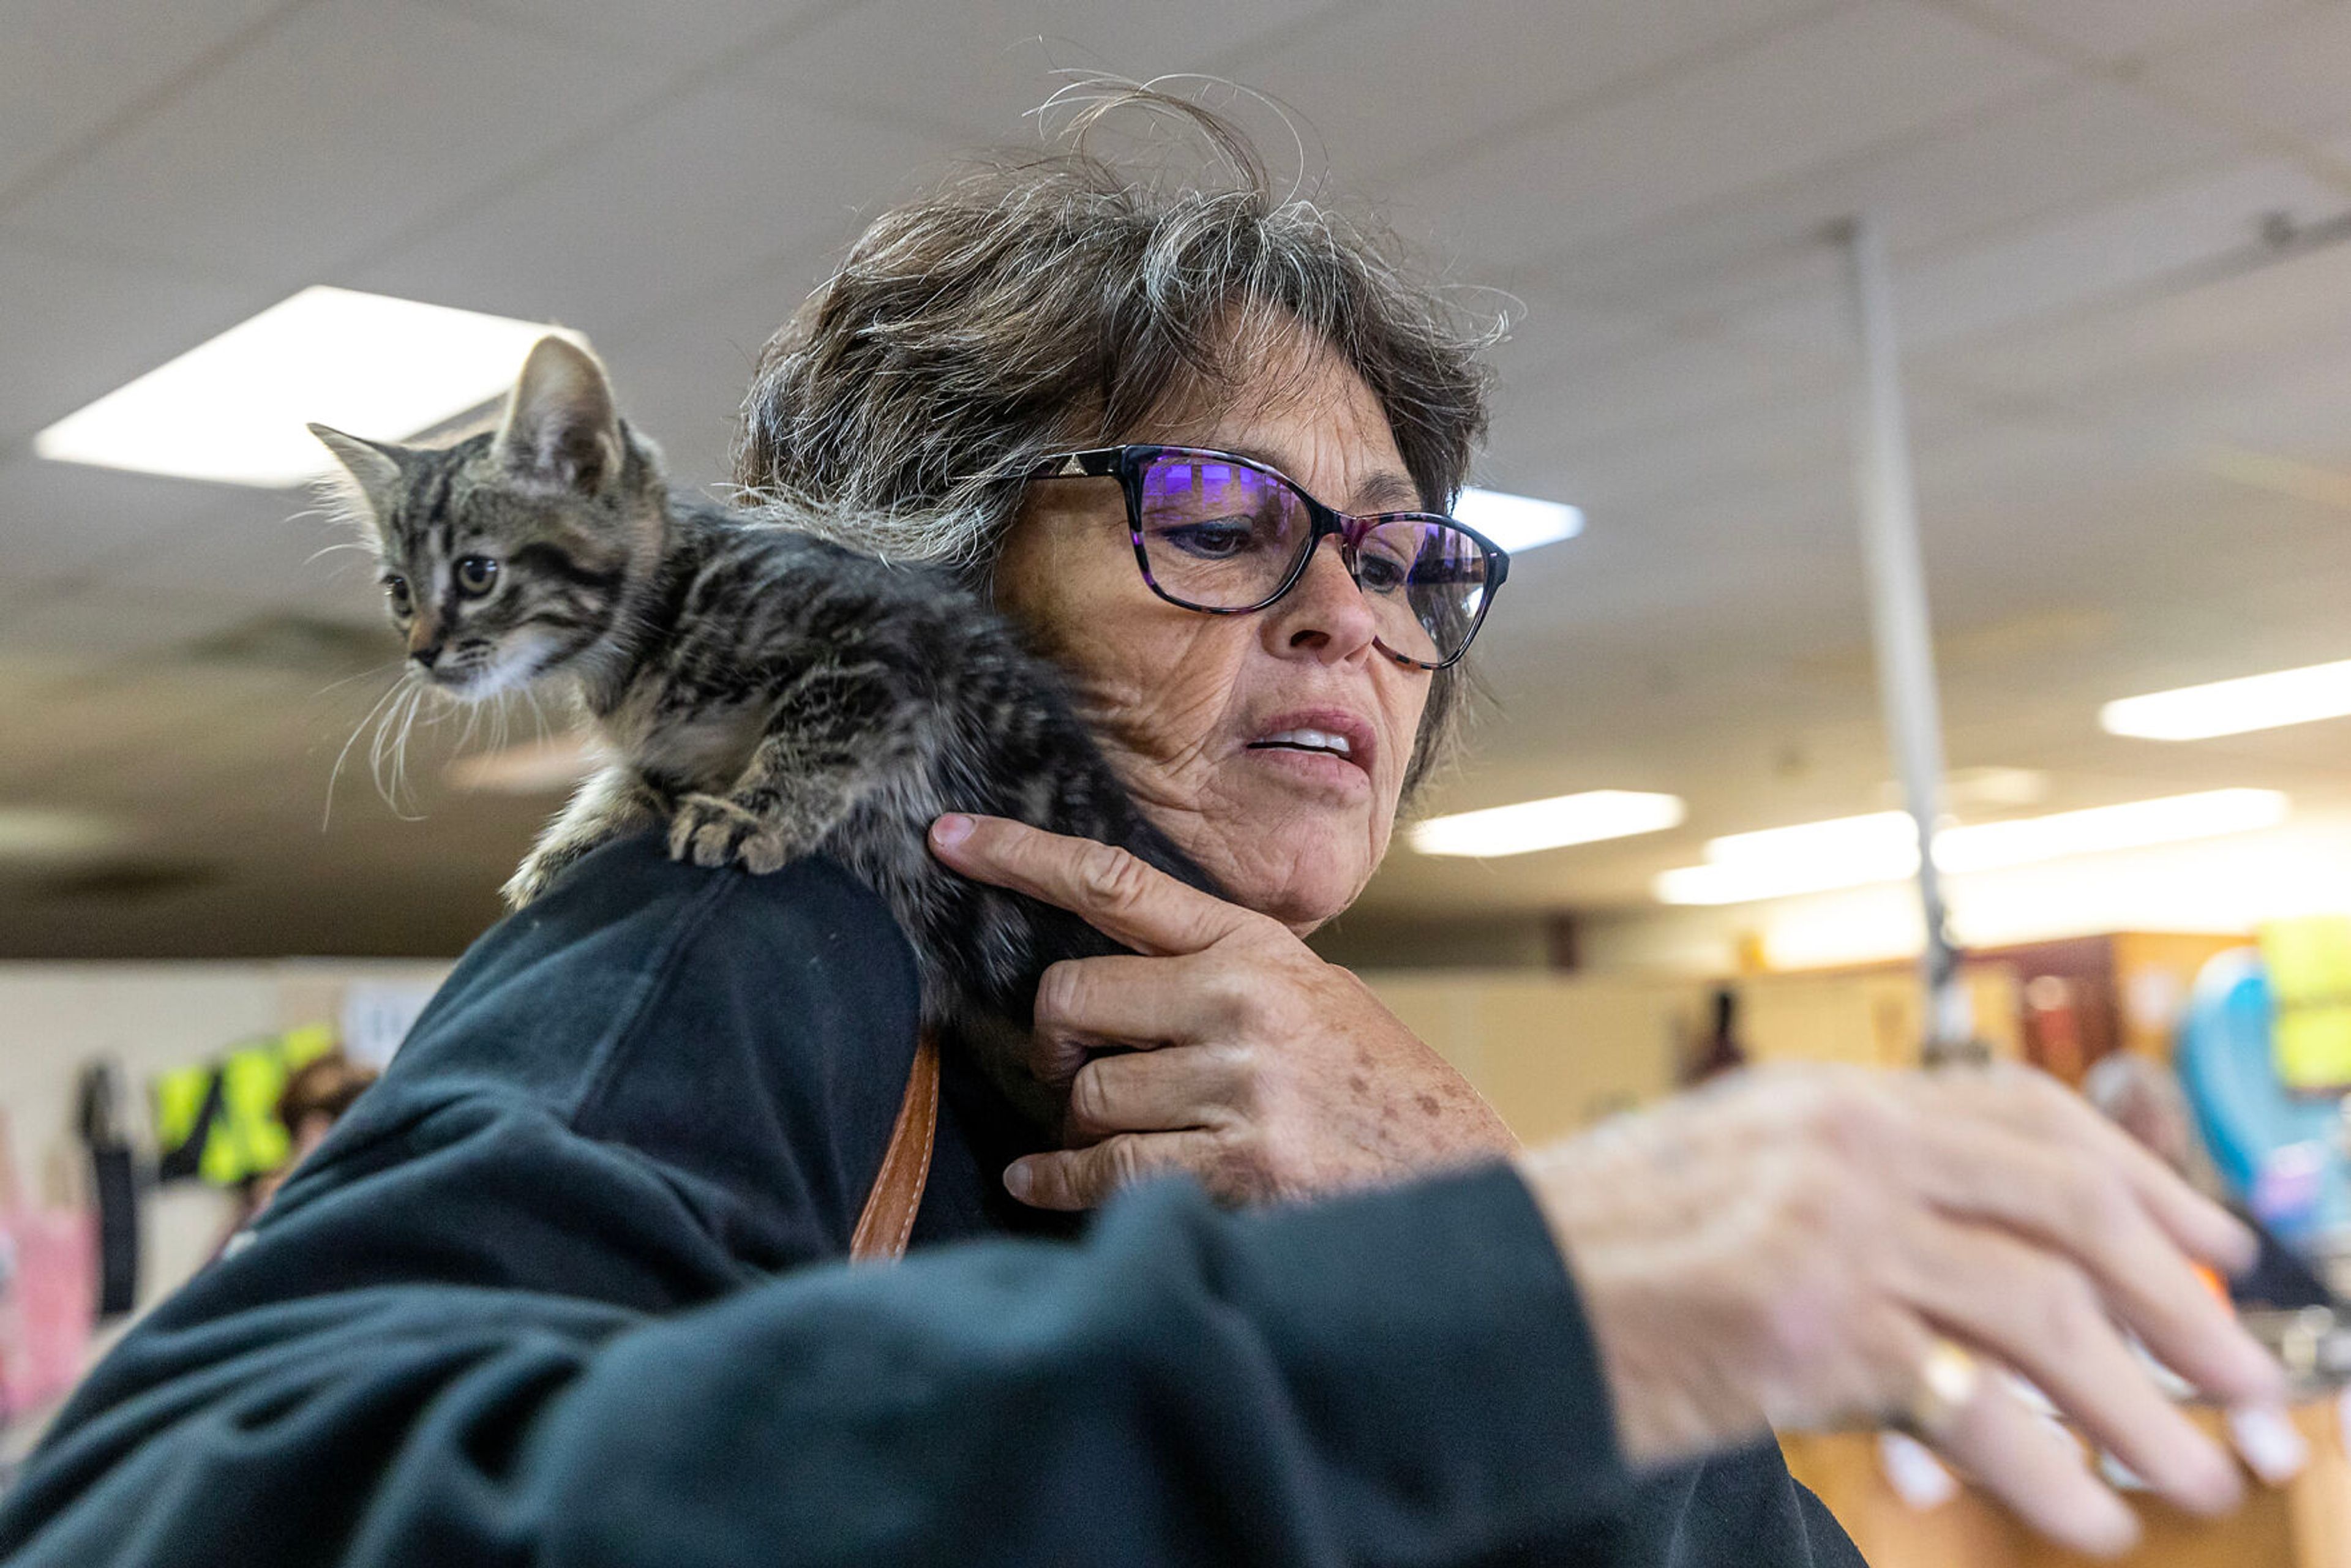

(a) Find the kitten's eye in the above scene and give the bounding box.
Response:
[383,576,411,615]
[454,557,499,596]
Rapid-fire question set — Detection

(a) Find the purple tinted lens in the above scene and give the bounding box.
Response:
[1136,452,1306,607]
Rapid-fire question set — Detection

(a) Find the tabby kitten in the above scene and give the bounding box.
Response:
[312,336,1214,1041]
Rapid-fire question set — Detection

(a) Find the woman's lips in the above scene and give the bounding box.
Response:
[1242,708,1376,782]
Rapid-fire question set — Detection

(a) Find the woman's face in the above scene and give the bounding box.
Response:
[995,332,1431,932]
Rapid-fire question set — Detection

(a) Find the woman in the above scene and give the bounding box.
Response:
[0,93,2286,1565]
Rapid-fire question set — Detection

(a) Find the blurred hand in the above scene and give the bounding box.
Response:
[928,812,1517,1207]
[1516,1065,2292,1558]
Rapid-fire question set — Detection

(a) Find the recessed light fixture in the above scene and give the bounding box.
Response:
[34,287,583,489]
[2101,658,2351,741]
[1409,790,1685,858]
[1654,789,2290,905]
[1454,487,1583,553]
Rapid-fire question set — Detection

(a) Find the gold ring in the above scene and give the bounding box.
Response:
[1902,1338,1982,1438]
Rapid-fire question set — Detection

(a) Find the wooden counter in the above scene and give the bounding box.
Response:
[1781,1399,2346,1567]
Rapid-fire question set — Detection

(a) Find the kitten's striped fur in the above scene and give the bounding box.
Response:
[313,337,1213,1049]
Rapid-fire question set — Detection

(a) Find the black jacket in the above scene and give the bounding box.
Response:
[0,834,1861,1565]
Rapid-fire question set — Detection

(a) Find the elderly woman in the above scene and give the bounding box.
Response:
[0,98,2287,1566]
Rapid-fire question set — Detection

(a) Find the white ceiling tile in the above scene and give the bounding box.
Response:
[1965,0,2302,63]
[353,83,946,339]
[0,455,231,585]
[1723,157,2342,354]
[3,0,673,283]
[99,483,386,618]
[1384,0,2061,270]
[738,0,1356,142]
[0,0,282,199]
[1482,283,1673,402]
[1929,229,2351,408]
[1891,158,2342,347]
[1226,0,1835,185]
[1504,329,1845,454]
[1550,78,2242,322]
[0,227,275,444]
[2146,3,2351,138]
[0,581,269,663]
[590,270,829,489]
[427,0,820,69]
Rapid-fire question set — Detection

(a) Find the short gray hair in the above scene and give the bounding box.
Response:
[733,86,1499,797]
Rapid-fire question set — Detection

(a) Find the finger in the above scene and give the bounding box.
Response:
[1923,1351,2141,1558]
[930,813,1254,956]
[1035,952,1217,1045]
[1029,952,1239,1083]
[1066,1046,1248,1141]
[1903,1116,2286,1407]
[1003,1131,1230,1210]
[1915,1066,2258,1275]
[1901,1217,2244,1519]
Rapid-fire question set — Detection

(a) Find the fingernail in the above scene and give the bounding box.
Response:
[2077,1492,2142,1558]
[931,812,975,849]
[1002,1160,1034,1202]
[1877,1432,1958,1510]
[2229,1405,2308,1485]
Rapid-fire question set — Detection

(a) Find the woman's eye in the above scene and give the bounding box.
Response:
[454,556,500,596]
[1355,550,1411,595]
[1157,519,1258,560]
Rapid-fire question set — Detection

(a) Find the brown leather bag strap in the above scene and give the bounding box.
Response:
[849,1029,940,1262]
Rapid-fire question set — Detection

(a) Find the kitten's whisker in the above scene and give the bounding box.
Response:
[372,683,432,820]
[313,657,405,700]
[323,672,412,831]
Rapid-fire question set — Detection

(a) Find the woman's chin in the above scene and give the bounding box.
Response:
[1197,829,1374,934]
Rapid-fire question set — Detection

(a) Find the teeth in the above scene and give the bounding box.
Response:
[1258,727,1352,756]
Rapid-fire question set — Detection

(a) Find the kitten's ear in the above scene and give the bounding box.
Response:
[493,336,623,495]
[307,423,409,533]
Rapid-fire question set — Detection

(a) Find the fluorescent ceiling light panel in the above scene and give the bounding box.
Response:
[2101,658,2351,740]
[35,287,581,489]
[1654,789,2289,906]
[1409,790,1684,858]
[1453,487,1583,553]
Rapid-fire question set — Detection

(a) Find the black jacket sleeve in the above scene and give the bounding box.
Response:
[0,839,1648,1567]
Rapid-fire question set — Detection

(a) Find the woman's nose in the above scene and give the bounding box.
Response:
[1264,536,1380,664]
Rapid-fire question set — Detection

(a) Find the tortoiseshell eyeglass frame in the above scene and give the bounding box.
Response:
[1017,443,1509,671]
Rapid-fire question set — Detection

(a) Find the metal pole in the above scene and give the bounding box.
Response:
[1839,214,1974,1063]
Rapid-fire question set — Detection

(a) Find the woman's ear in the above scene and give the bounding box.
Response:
[493,336,623,496]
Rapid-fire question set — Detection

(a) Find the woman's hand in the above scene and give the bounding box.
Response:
[1516,1065,2293,1558]
[928,812,1517,1207]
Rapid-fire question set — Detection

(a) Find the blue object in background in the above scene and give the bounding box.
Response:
[2177,948,2351,1241]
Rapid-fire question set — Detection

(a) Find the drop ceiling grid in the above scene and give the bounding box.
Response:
[4,2,689,287]
[0,0,2349,943]
[0,0,292,203]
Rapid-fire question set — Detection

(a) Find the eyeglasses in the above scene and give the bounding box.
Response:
[1020,445,1508,670]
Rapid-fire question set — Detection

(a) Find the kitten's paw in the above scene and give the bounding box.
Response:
[503,850,570,909]
[501,865,548,909]
[668,793,793,873]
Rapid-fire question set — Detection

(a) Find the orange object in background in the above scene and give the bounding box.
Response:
[1783,1400,2349,1568]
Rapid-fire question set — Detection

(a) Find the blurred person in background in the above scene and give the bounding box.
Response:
[0,90,2294,1566]
[245,1052,379,1218]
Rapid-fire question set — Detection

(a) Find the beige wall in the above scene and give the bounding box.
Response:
[1363,970,1698,1142]
[1362,966,2025,1143]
